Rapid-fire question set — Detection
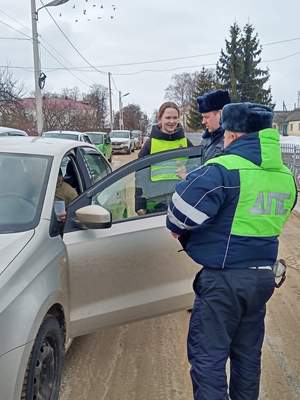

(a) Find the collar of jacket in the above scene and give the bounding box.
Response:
[224,129,283,169]
[150,124,185,141]
[202,126,224,140]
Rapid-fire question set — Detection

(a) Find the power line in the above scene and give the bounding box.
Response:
[0,37,30,41]
[0,7,31,34]
[0,18,31,39]
[40,43,93,88]
[0,8,98,89]
[41,1,107,76]
[34,36,300,69]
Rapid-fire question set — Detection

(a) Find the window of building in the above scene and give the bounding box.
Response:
[290,123,293,131]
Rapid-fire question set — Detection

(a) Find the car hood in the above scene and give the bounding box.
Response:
[0,230,34,275]
[111,137,130,143]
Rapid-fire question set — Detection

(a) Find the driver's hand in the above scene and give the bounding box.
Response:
[137,209,147,216]
[57,211,67,223]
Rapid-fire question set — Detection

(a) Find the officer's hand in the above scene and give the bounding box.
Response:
[176,166,187,180]
[170,231,179,239]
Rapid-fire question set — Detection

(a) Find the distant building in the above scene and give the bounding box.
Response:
[273,109,300,137]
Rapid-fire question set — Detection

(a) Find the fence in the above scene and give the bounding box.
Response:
[280,144,300,191]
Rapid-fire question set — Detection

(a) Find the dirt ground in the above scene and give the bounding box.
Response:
[59,152,300,400]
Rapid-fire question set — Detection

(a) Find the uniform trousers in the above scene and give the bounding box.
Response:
[188,268,275,400]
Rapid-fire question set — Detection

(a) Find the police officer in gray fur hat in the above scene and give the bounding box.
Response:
[167,102,297,400]
[197,89,231,162]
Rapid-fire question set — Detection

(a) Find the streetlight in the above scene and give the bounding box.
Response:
[119,91,129,130]
[31,0,70,135]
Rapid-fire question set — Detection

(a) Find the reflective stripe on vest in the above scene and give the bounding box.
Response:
[150,137,188,181]
[205,154,296,237]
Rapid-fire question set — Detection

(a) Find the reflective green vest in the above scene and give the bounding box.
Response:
[205,132,296,237]
[150,137,188,181]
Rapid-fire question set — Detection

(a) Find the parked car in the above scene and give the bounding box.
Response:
[131,130,143,150]
[42,130,92,144]
[85,131,113,162]
[0,138,202,400]
[110,129,134,154]
[0,126,28,136]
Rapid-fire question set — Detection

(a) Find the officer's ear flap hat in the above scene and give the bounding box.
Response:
[197,89,231,113]
[222,102,273,133]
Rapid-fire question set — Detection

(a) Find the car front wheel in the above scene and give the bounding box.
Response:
[21,315,64,400]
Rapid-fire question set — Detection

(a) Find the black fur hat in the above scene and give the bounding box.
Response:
[222,102,273,133]
[197,89,231,113]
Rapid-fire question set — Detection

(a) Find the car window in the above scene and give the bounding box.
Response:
[87,133,104,144]
[92,153,203,222]
[81,148,111,185]
[60,154,83,195]
[0,153,51,233]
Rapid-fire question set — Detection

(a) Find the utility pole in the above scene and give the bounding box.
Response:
[118,91,129,130]
[31,0,70,135]
[108,72,113,130]
[118,91,122,129]
[31,0,43,135]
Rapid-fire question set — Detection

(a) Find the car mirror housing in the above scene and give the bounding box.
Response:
[75,205,112,229]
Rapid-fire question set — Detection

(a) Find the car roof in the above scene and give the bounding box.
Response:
[42,130,83,136]
[0,126,27,134]
[0,136,96,156]
[85,131,107,134]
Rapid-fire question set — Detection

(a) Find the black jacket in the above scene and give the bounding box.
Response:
[201,127,224,163]
[138,124,192,158]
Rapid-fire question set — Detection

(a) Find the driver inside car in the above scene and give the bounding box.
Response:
[54,168,77,222]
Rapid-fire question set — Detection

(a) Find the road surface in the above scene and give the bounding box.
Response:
[59,151,300,400]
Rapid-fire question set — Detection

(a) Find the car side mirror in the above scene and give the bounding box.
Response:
[75,205,112,229]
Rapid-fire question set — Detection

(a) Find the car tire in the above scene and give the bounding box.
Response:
[127,148,131,154]
[21,315,64,400]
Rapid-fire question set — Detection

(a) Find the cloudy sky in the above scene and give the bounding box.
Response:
[0,0,299,117]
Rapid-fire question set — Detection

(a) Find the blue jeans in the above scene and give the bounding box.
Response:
[188,268,275,400]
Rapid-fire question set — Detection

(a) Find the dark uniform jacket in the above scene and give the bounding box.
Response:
[201,126,224,163]
[167,129,297,269]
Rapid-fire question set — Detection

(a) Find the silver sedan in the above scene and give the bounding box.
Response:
[0,137,201,400]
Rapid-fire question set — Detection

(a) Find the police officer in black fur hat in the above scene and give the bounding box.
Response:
[197,89,231,162]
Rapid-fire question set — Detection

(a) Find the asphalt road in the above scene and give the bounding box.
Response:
[59,151,300,400]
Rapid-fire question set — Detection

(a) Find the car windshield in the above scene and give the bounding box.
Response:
[86,133,104,144]
[0,131,26,136]
[110,131,130,139]
[0,153,51,233]
[43,132,79,141]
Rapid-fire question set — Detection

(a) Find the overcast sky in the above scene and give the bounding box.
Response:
[0,0,299,117]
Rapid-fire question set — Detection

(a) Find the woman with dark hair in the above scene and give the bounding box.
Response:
[138,101,192,158]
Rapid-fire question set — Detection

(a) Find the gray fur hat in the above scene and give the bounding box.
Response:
[222,102,273,133]
[197,89,231,113]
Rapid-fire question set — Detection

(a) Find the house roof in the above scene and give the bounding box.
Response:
[273,111,289,125]
[286,108,300,122]
[19,97,93,111]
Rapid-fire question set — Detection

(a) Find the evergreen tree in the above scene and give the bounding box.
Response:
[187,67,219,130]
[240,23,272,105]
[216,22,273,105]
[216,22,243,102]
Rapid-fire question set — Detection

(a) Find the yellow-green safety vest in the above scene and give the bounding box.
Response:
[150,137,188,181]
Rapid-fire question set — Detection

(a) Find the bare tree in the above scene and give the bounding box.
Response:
[83,84,108,129]
[165,72,199,127]
[113,104,149,132]
[61,86,81,101]
[0,68,29,129]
